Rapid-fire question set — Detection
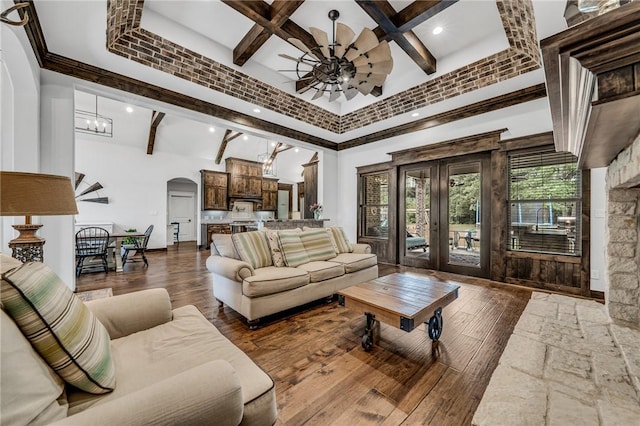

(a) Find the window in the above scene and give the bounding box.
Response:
[507,150,581,255]
[361,173,389,238]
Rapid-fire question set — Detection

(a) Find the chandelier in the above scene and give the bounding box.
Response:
[281,10,393,102]
[74,94,113,137]
[257,141,277,177]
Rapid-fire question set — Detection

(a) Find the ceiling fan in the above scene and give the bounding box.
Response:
[280,9,393,102]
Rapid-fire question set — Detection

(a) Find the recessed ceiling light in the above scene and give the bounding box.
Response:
[433,26,443,35]
[295,148,299,153]
[271,141,276,146]
[253,108,261,113]
[243,135,248,141]
[209,126,215,133]
[126,106,133,113]
[411,112,419,117]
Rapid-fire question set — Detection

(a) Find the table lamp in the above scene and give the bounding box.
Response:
[0,171,78,262]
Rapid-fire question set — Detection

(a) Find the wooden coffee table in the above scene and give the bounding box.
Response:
[338,273,460,351]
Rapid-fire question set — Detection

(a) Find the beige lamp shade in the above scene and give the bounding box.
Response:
[0,171,78,216]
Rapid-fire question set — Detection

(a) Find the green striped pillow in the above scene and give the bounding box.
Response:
[232,231,273,269]
[328,227,353,253]
[299,229,337,261]
[277,232,310,267]
[1,262,115,394]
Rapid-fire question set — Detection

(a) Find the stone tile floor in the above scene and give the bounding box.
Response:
[473,292,640,425]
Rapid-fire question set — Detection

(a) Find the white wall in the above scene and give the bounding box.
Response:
[590,167,607,292]
[76,138,217,249]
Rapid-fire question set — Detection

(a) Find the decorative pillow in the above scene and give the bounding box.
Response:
[212,234,240,260]
[299,229,337,261]
[328,226,353,253]
[263,230,285,267]
[232,231,273,269]
[1,262,116,394]
[277,232,310,267]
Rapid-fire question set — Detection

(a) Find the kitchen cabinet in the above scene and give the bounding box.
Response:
[225,158,263,198]
[201,170,228,210]
[261,178,279,211]
[202,223,231,249]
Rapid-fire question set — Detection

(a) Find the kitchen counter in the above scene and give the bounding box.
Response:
[264,219,329,230]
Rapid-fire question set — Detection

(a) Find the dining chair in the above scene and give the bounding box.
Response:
[75,227,111,277]
[121,225,154,268]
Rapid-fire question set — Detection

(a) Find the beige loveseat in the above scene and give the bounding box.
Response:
[1,254,277,426]
[206,227,378,327]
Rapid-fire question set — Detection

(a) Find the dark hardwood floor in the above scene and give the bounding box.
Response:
[77,242,532,425]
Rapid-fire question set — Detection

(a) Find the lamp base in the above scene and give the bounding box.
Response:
[9,224,45,263]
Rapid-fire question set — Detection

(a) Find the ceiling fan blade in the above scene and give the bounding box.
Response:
[356,81,376,96]
[364,41,392,63]
[310,27,331,59]
[334,22,355,58]
[353,72,388,86]
[312,83,327,100]
[344,87,359,101]
[344,28,378,62]
[368,59,394,75]
[329,84,341,102]
[352,42,392,67]
[278,53,304,63]
[288,38,322,61]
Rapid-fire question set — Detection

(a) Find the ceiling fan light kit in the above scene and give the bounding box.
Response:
[282,9,393,102]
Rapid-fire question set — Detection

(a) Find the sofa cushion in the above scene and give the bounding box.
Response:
[299,229,337,262]
[296,261,345,283]
[243,266,309,297]
[277,232,310,267]
[212,234,240,260]
[232,231,272,269]
[67,305,277,426]
[330,253,378,273]
[327,226,353,253]
[1,308,67,426]
[1,262,116,394]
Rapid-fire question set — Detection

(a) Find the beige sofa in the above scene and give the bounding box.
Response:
[1,254,277,426]
[206,228,378,327]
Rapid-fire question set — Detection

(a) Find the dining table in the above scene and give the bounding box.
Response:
[109,231,145,272]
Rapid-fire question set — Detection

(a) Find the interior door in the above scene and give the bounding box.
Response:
[169,191,195,241]
[399,154,490,278]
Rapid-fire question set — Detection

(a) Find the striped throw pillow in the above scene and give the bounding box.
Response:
[328,226,353,253]
[299,229,337,261]
[232,231,273,269]
[277,232,310,267]
[1,262,116,394]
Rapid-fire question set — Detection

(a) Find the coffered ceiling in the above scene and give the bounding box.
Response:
[23,0,568,149]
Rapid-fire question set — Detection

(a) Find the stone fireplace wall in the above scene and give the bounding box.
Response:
[606,132,640,326]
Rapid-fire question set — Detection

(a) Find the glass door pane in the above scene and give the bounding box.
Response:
[399,164,436,268]
[447,164,481,269]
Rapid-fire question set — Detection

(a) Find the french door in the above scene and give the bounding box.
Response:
[399,154,491,278]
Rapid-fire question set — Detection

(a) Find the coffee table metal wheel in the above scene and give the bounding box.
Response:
[427,307,443,342]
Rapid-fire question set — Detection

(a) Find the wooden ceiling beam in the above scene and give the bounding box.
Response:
[225,0,308,66]
[357,0,458,75]
[394,0,458,32]
[146,110,165,155]
[215,129,243,164]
